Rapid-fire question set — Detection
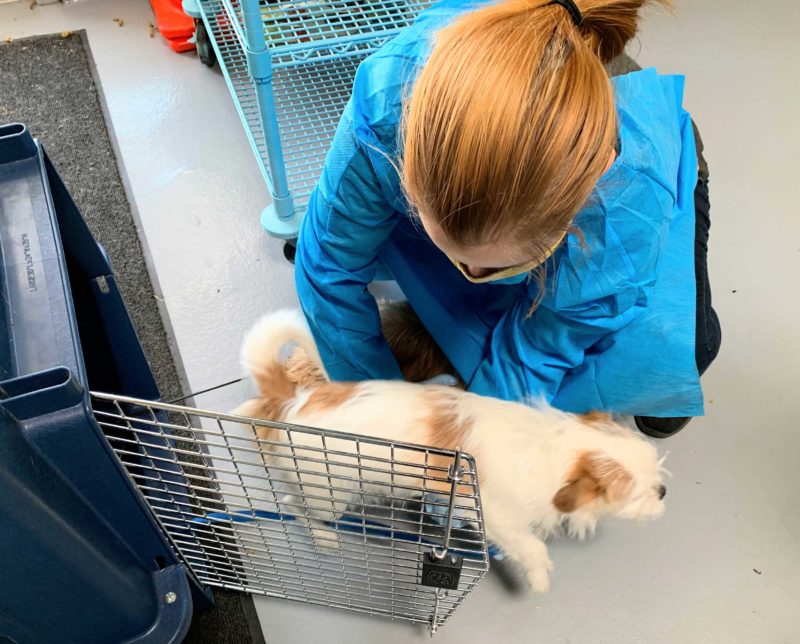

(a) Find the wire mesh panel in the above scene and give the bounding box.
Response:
[225,0,434,66]
[271,56,362,207]
[91,393,489,633]
[260,1,431,64]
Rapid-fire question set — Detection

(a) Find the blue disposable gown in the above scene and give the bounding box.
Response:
[295,0,703,417]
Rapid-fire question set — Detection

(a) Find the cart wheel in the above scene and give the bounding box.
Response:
[195,19,216,68]
[283,241,297,264]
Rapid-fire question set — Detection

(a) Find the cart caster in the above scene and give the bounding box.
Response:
[283,241,297,264]
[195,19,216,68]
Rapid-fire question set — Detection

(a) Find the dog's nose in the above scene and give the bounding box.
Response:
[658,485,667,500]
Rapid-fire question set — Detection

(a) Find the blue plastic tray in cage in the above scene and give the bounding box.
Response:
[186,0,433,240]
[0,123,213,643]
[189,501,503,559]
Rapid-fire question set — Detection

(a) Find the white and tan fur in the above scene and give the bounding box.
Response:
[234,310,667,593]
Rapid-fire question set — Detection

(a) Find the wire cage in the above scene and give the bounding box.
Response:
[91,392,489,634]
[188,0,434,239]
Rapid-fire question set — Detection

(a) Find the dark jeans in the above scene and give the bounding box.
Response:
[694,177,721,375]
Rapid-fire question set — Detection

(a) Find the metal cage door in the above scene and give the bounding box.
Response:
[92,392,489,634]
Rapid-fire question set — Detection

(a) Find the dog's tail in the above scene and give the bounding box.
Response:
[239,310,327,419]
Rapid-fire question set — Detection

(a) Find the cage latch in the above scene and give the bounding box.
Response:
[422,448,465,591]
[421,551,463,590]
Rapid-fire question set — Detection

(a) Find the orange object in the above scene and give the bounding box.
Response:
[149,0,195,51]
[165,35,196,53]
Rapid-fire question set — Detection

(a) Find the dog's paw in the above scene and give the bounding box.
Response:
[525,558,554,593]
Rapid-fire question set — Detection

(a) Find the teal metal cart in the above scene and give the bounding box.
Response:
[183,0,432,241]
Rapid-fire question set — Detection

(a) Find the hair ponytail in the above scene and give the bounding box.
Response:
[576,0,673,62]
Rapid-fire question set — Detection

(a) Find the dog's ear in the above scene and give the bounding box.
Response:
[553,451,633,513]
[553,468,599,512]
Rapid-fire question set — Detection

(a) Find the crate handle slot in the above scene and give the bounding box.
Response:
[0,123,36,162]
[0,367,83,420]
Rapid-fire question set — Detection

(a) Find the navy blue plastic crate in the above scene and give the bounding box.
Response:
[0,123,211,643]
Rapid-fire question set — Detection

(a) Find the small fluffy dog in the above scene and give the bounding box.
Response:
[234,311,667,592]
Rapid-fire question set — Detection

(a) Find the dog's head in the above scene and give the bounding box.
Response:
[553,433,666,522]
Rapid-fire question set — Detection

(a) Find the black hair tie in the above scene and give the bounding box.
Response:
[548,0,584,27]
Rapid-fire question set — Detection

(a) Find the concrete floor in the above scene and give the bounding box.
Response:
[3,0,799,642]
